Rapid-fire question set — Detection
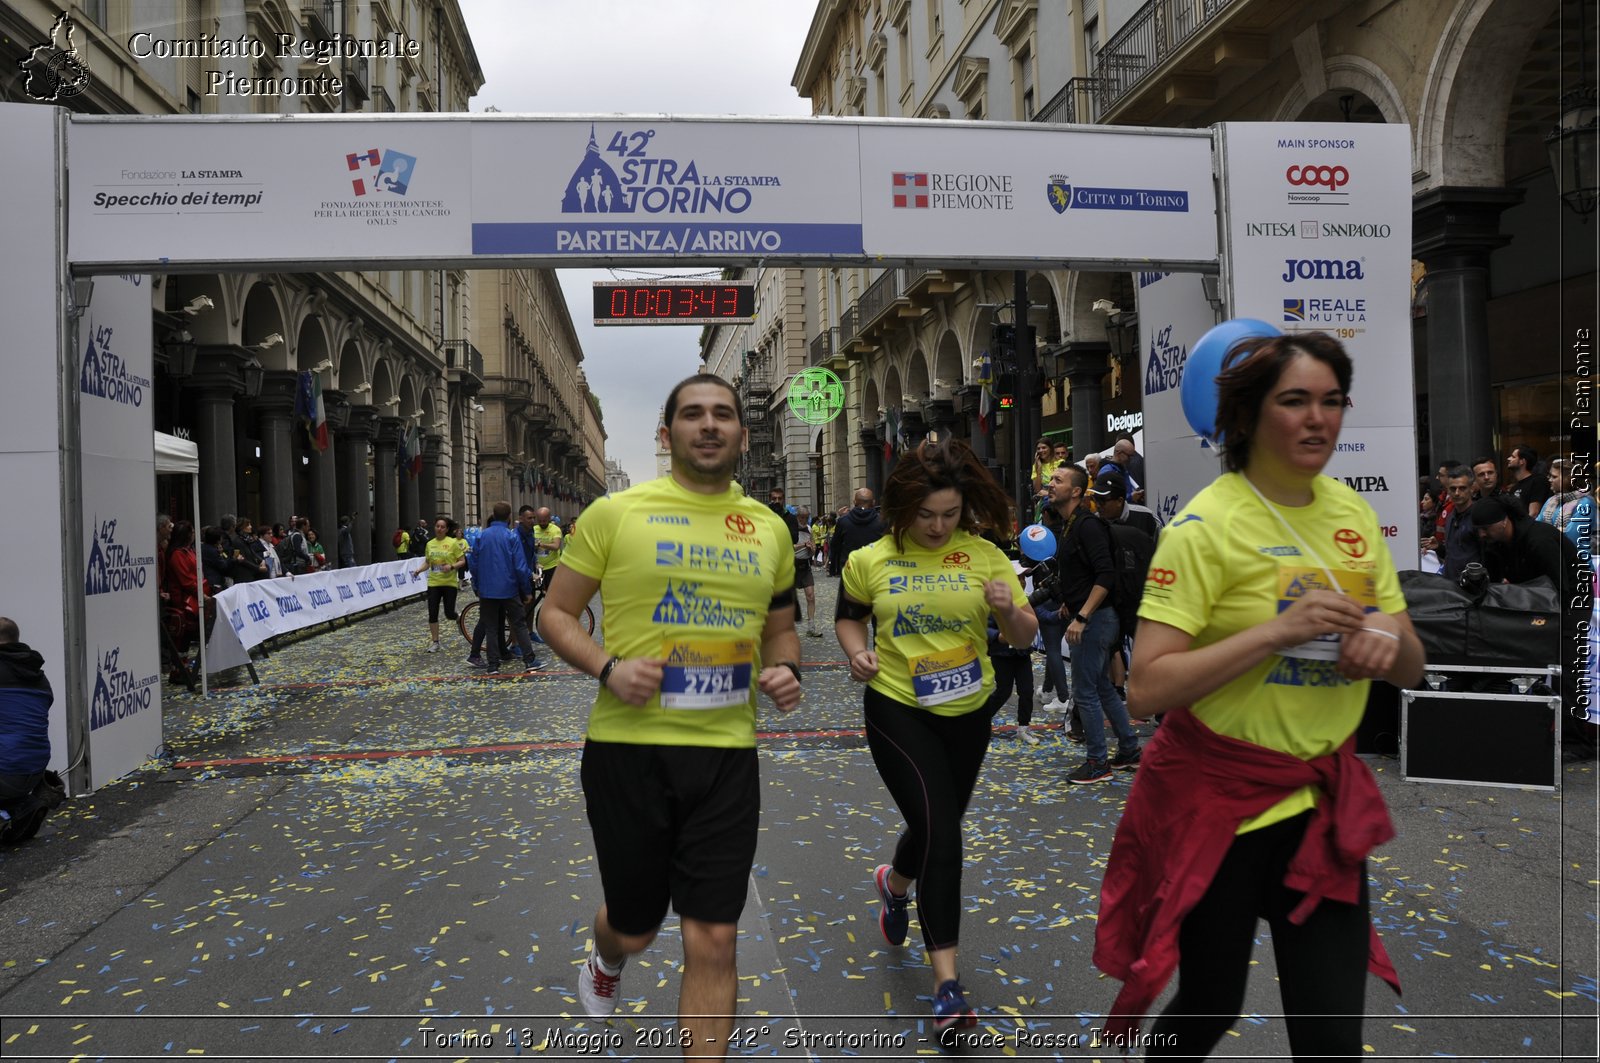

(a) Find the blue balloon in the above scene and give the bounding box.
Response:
[1179,318,1282,440]
[1019,523,1057,561]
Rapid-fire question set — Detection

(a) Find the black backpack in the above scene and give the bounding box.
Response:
[1107,521,1157,639]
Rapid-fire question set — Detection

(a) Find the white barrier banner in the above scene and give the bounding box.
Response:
[205,560,427,672]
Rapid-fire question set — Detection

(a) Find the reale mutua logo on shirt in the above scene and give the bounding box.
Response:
[85,517,155,596]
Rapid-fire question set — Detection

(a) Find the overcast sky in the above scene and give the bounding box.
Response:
[458,0,819,489]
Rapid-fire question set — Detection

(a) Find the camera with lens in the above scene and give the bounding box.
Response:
[1025,558,1062,607]
[1457,561,1490,604]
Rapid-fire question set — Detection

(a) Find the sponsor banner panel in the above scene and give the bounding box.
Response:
[858,124,1216,264]
[1134,271,1218,445]
[1142,434,1224,527]
[1219,123,1415,430]
[205,559,426,667]
[78,274,154,459]
[67,119,473,266]
[81,451,162,791]
[1321,424,1423,573]
[468,118,864,258]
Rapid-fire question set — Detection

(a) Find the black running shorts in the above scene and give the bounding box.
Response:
[580,740,759,935]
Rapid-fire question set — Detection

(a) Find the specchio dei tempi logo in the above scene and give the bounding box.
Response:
[85,517,155,596]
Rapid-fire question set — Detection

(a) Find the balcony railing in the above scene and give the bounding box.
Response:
[1089,0,1240,117]
[441,340,484,382]
[304,0,336,39]
[809,327,839,366]
[371,86,396,113]
[839,305,859,349]
[343,55,370,102]
[857,268,904,331]
[1034,76,1106,126]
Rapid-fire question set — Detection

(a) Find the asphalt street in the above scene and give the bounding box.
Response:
[0,572,1596,1061]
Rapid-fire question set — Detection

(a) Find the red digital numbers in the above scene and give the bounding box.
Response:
[593,283,754,324]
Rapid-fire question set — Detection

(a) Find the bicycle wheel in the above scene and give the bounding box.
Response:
[456,599,480,645]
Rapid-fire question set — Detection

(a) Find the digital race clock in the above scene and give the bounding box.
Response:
[592,280,756,326]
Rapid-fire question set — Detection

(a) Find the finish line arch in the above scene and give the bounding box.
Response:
[1,105,1415,792]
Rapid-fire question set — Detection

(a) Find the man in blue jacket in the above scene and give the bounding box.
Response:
[467,501,539,673]
[1,616,56,839]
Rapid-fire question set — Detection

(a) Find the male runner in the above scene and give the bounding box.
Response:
[538,374,802,1056]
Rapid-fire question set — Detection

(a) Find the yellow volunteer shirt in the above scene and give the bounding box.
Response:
[559,476,796,748]
[534,522,564,568]
[842,530,1026,717]
[1138,473,1406,832]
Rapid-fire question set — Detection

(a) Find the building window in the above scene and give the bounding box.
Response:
[1084,14,1100,68]
[82,0,108,26]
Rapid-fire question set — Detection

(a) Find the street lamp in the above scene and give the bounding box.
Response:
[163,331,199,378]
[241,358,265,399]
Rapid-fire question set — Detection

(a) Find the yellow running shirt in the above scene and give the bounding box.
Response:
[1138,473,1406,832]
[533,522,564,568]
[424,536,467,588]
[842,530,1026,717]
[558,476,796,748]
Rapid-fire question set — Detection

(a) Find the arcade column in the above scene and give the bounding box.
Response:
[860,425,883,496]
[309,387,343,549]
[398,436,420,530]
[1060,342,1113,458]
[421,432,443,521]
[256,370,300,529]
[373,416,403,558]
[1412,186,1523,468]
[338,404,378,565]
[189,353,245,523]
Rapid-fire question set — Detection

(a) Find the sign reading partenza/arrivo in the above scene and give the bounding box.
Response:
[65,115,1219,271]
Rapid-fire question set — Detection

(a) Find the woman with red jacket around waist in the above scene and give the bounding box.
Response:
[1096,332,1425,1059]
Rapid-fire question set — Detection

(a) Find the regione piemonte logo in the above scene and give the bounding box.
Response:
[346,148,418,196]
[892,172,929,209]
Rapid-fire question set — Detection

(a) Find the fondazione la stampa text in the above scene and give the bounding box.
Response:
[126,32,419,98]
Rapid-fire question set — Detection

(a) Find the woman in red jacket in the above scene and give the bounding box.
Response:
[1097,333,1425,1058]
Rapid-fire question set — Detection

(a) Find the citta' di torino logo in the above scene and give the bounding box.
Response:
[85,517,155,596]
[89,646,158,731]
[80,321,150,408]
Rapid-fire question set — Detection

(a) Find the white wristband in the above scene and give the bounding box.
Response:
[1361,626,1401,642]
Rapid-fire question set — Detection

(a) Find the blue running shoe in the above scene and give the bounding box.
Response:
[873,864,909,946]
[933,979,976,1032]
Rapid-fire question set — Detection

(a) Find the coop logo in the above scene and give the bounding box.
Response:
[1285,164,1349,189]
[79,322,150,408]
[1282,258,1365,282]
[88,646,159,732]
[1047,174,1189,213]
[1283,296,1367,324]
[345,148,418,196]
[85,517,155,596]
[892,170,1014,210]
[1144,324,1188,396]
[1147,568,1178,588]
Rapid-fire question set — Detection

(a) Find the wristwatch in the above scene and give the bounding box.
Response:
[597,655,622,686]
[1071,612,1088,625]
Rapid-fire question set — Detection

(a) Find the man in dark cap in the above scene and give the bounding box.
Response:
[1088,469,1161,538]
[1471,494,1579,590]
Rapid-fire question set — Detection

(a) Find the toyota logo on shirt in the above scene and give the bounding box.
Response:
[725,514,756,536]
[942,551,971,567]
[1332,529,1368,558]
[1286,164,1350,189]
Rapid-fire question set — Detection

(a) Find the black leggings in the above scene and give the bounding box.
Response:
[982,654,1034,726]
[1149,811,1371,1061]
[863,686,992,952]
[426,585,459,624]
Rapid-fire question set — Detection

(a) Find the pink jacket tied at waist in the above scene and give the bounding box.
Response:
[1093,706,1401,1038]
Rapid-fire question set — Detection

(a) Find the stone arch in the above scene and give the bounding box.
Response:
[1416,0,1560,189]
[904,349,931,404]
[1274,55,1408,129]
[240,281,289,370]
[370,360,397,409]
[398,375,420,421]
[862,374,881,422]
[882,364,904,411]
[294,315,331,376]
[933,329,964,391]
[334,341,365,395]
[1025,272,1064,345]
